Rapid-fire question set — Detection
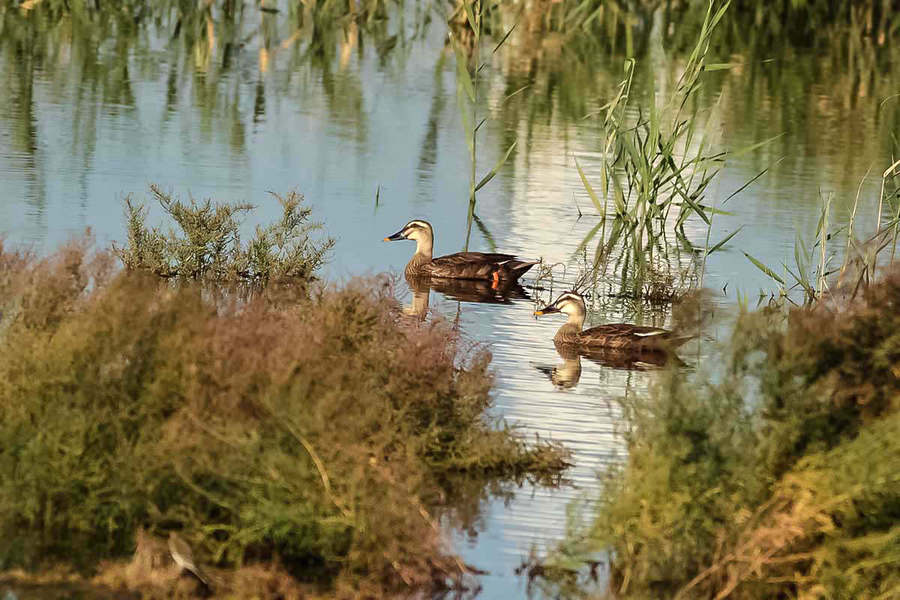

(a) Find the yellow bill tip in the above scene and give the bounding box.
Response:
[534,310,544,316]
[383,237,390,242]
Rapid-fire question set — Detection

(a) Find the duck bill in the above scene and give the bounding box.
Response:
[383,229,407,242]
[534,306,560,317]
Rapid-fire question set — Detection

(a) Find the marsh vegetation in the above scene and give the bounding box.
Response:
[115,185,333,283]
[2,0,900,598]
[529,267,900,599]
[0,195,568,598]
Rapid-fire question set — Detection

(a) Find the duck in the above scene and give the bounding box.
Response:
[384,220,538,282]
[534,291,692,352]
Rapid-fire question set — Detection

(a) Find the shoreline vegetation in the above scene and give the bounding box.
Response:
[0,189,570,598]
[527,266,900,599]
[522,1,900,597]
[2,0,899,598]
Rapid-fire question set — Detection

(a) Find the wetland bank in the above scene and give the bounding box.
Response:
[1,0,900,597]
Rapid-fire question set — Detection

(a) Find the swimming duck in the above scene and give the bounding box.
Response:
[534,291,691,352]
[384,220,538,282]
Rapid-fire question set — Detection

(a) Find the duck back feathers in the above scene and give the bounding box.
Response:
[411,252,538,281]
[555,322,691,352]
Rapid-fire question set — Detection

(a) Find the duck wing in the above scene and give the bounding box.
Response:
[578,324,679,350]
[582,323,670,337]
[426,252,537,281]
[434,252,517,265]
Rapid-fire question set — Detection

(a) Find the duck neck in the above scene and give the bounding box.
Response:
[566,311,585,330]
[414,235,433,260]
[554,321,582,344]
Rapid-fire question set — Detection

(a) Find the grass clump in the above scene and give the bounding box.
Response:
[115,185,333,284]
[571,0,744,302]
[0,239,567,597]
[531,268,900,599]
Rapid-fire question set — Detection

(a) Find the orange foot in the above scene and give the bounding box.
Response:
[492,270,500,290]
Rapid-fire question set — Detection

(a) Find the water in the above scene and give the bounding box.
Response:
[1,2,898,597]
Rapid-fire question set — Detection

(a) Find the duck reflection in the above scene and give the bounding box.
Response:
[536,341,673,389]
[403,274,529,318]
[534,343,583,389]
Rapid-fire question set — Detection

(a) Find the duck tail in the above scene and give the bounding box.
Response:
[667,334,695,348]
[507,259,540,280]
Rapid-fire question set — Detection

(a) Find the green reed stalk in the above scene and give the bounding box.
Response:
[466,1,480,251]
[818,193,832,297]
[842,164,871,275]
[449,0,519,252]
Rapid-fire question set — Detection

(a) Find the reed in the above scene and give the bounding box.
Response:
[557,0,898,309]
[449,0,519,251]
[570,0,757,304]
[744,162,900,306]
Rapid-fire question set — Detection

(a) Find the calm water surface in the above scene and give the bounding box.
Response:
[1,2,898,597]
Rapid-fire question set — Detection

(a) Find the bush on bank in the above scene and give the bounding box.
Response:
[534,269,900,599]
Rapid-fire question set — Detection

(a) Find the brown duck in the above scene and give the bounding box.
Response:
[384,220,538,282]
[534,291,691,352]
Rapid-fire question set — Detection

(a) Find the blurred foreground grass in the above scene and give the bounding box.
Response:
[531,272,900,598]
[0,191,569,598]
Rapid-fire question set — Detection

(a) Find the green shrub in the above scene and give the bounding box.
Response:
[0,241,567,596]
[114,185,333,283]
[534,270,900,599]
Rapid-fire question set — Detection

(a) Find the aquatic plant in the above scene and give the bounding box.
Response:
[0,239,568,597]
[743,158,900,306]
[562,0,757,313]
[114,185,333,284]
[563,0,900,310]
[529,265,900,599]
[450,0,519,251]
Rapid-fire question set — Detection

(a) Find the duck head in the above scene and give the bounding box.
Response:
[534,291,586,328]
[383,219,434,257]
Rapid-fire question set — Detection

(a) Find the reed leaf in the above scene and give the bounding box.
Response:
[475,140,517,192]
[744,251,785,285]
[574,220,605,256]
[703,62,740,71]
[455,48,476,103]
[611,172,628,218]
[463,1,477,38]
[707,226,743,256]
[575,156,604,214]
[472,213,497,252]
